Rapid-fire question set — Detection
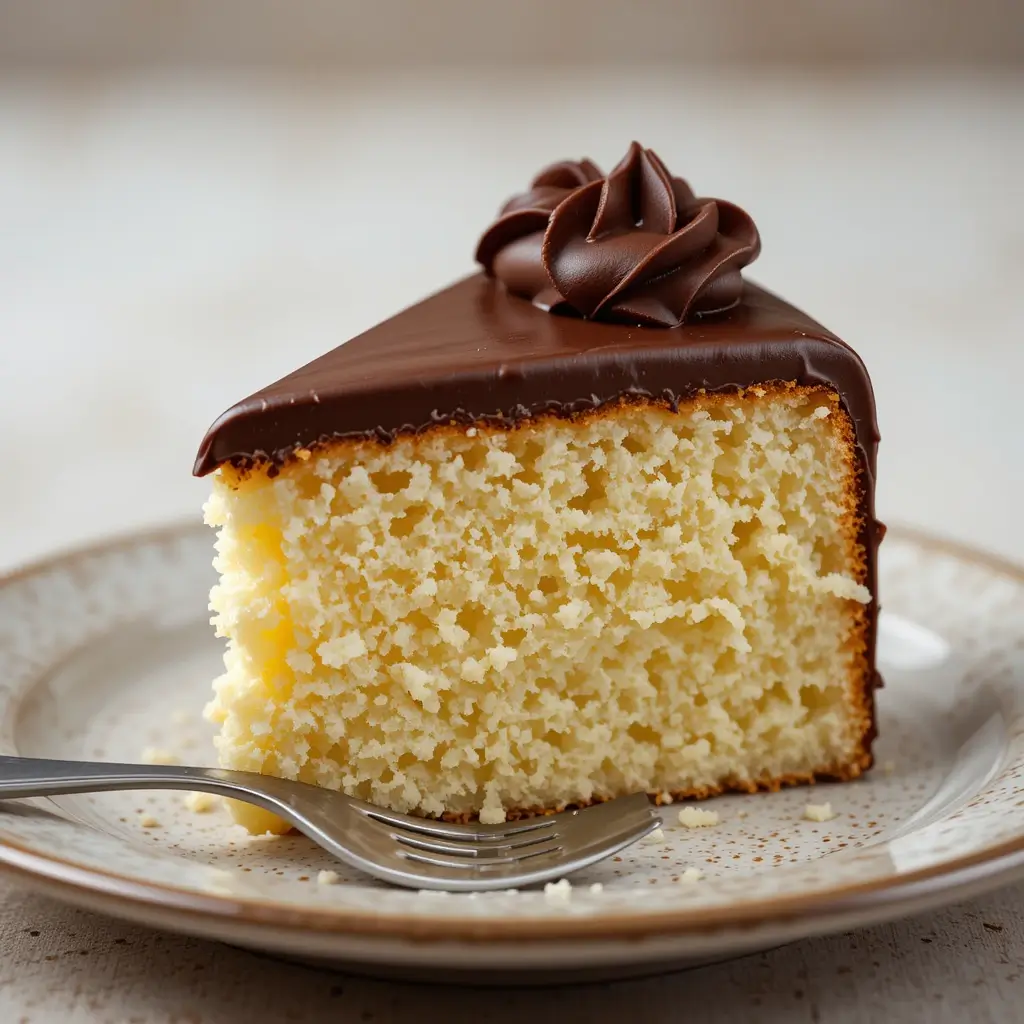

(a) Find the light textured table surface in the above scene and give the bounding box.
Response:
[1,879,1023,1024]
[0,69,1022,1022]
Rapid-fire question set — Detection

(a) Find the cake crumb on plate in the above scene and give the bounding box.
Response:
[643,826,666,844]
[317,870,340,886]
[804,802,836,822]
[679,867,703,883]
[543,879,573,906]
[588,882,604,894]
[139,814,161,828]
[678,807,720,828]
[184,792,217,813]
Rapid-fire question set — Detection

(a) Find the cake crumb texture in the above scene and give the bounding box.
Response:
[205,389,872,829]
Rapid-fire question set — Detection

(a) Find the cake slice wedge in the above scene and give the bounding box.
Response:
[195,144,881,830]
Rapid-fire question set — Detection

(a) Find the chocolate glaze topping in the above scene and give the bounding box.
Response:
[194,275,878,483]
[195,274,876,485]
[476,143,760,327]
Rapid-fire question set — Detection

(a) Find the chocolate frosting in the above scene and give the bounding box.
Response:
[194,276,878,480]
[476,142,760,327]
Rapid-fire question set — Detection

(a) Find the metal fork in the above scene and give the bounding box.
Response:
[0,756,660,891]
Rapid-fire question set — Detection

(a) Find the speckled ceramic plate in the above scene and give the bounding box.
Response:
[0,523,1023,982]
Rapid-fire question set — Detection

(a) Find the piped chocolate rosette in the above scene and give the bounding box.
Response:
[476,142,760,328]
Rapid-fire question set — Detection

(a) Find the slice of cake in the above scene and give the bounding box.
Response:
[195,142,881,831]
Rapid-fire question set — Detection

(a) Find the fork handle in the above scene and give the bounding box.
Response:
[0,755,255,801]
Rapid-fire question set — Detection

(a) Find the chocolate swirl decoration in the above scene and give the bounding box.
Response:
[476,142,760,328]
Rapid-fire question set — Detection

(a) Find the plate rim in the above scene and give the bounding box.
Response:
[1,519,1023,946]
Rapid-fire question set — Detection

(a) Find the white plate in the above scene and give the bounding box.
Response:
[0,522,1023,983]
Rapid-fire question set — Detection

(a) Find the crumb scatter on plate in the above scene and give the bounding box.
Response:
[678,807,720,828]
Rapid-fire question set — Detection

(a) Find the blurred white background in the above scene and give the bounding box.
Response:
[0,1,1022,571]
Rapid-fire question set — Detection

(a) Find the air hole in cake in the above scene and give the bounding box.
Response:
[389,505,428,538]
[800,683,840,712]
[541,729,568,753]
[370,468,412,495]
[567,464,609,514]
[380,564,418,591]
[715,648,745,678]
[502,628,527,649]
[463,443,497,474]
[570,692,597,712]
[619,432,647,456]
[627,723,662,746]
[455,603,494,643]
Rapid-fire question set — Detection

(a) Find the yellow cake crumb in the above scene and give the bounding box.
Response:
[316,870,340,885]
[804,802,835,822]
[643,826,667,844]
[679,867,703,883]
[139,814,161,828]
[677,807,720,828]
[184,791,218,813]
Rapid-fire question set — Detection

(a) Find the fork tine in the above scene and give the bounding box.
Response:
[354,805,556,841]
[389,828,559,858]
[550,814,662,864]
[327,793,660,890]
[378,801,657,860]
[398,840,564,872]
[390,807,658,872]
[350,792,655,843]
[393,813,658,881]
